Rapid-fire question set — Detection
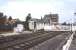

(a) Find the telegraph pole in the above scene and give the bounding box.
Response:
[73,12,76,32]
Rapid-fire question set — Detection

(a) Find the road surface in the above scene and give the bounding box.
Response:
[29,32,71,50]
[0,31,71,50]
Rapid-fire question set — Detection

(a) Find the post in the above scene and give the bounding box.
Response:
[71,22,72,32]
[74,12,76,32]
[34,22,36,32]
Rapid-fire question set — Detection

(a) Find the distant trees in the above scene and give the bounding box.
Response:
[0,12,32,31]
[62,22,67,25]
[0,12,3,17]
[24,13,31,30]
[0,12,7,24]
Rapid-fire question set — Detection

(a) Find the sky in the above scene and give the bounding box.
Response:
[0,0,76,23]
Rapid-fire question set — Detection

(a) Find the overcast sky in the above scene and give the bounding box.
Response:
[0,0,76,23]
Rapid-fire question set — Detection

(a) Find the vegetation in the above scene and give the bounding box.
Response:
[0,12,32,31]
[0,12,7,24]
[62,22,67,25]
[24,13,31,30]
[8,16,12,21]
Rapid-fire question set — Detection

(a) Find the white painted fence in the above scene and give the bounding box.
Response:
[14,24,24,33]
[62,32,75,50]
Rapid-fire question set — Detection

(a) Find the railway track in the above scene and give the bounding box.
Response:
[0,31,70,50]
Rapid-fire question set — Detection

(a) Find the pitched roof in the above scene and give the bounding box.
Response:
[29,18,40,22]
[29,14,58,24]
[29,18,50,24]
[44,14,58,19]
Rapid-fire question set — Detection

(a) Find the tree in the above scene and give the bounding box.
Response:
[62,22,67,25]
[8,16,12,21]
[0,13,7,24]
[4,15,7,19]
[24,13,31,30]
[0,12,3,17]
[3,15,7,22]
[41,16,43,20]
[16,18,21,22]
[26,13,31,22]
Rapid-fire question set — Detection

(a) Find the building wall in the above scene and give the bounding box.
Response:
[51,14,58,24]
[0,17,6,24]
[36,23,44,30]
[14,24,24,32]
[60,25,76,31]
[29,21,44,30]
[43,24,60,31]
[29,21,58,31]
[29,21,34,30]
[54,25,71,31]
[0,19,17,32]
[0,24,14,32]
[44,14,58,25]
